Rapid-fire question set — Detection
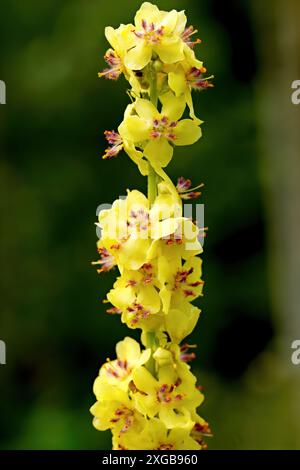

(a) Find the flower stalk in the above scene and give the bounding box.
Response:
[90,2,213,450]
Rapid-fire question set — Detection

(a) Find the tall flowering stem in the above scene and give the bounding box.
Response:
[91,2,213,450]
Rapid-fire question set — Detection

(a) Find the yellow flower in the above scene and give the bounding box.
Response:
[99,24,143,96]
[148,217,203,266]
[124,2,186,70]
[118,418,201,450]
[165,299,201,344]
[94,337,151,392]
[166,47,213,123]
[132,362,203,428]
[118,92,201,168]
[91,383,147,439]
[97,189,151,270]
[91,384,133,431]
[162,256,204,308]
[97,186,194,272]
[106,268,164,331]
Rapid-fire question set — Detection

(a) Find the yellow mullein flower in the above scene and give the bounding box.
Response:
[118,417,202,450]
[124,2,186,70]
[148,217,203,266]
[167,47,213,124]
[98,187,197,272]
[97,189,151,270]
[106,267,165,331]
[132,362,203,428]
[118,92,201,168]
[165,300,201,344]
[100,24,144,96]
[111,416,148,450]
[94,337,151,392]
[160,256,204,311]
[91,382,145,437]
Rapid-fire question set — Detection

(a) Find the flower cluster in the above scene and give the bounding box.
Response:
[91,2,212,450]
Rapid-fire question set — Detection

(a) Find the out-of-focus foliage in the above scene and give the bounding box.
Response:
[1,0,299,449]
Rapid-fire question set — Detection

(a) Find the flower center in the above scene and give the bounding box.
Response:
[151,116,177,141]
[110,406,134,433]
[105,359,131,380]
[157,383,183,403]
[126,263,153,288]
[127,208,149,231]
[134,20,164,44]
[127,302,150,325]
[173,266,204,297]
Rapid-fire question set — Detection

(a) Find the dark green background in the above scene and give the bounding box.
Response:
[1,0,300,449]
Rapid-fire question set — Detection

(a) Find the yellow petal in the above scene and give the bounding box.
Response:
[118,237,150,270]
[159,286,172,314]
[124,41,152,70]
[174,119,202,145]
[159,407,191,429]
[137,285,161,313]
[160,91,186,121]
[168,68,187,97]
[144,138,173,167]
[104,26,118,50]
[116,336,140,362]
[135,98,159,120]
[133,366,157,394]
[174,10,187,35]
[159,10,178,34]
[126,189,149,210]
[107,286,135,310]
[166,303,200,343]
[155,39,184,64]
[135,2,160,27]
[123,141,149,176]
[186,90,202,124]
[151,217,179,240]
[118,115,150,142]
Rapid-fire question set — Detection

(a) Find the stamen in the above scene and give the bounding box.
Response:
[106,306,122,315]
[134,20,165,44]
[91,247,116,273]
[176,177,204,199]
[180,343,197,362]
[103,130,123,159]
[186,68,214,91]
[99,49,123,80]
[127,302,150,325]
[181,26,202,48]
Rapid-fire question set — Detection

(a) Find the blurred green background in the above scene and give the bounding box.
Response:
[1,0,300,450]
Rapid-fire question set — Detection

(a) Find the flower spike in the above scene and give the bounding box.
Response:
[91,2,213,450]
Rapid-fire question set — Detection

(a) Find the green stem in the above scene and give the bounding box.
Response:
[147,164,157,205]
[149,64,158,107]
[145,331,156,376]
[145,63,159,376]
